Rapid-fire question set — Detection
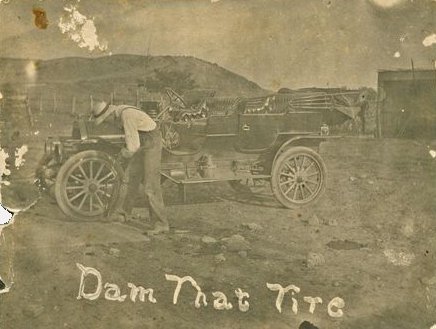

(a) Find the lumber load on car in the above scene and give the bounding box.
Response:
[162,87,373,130]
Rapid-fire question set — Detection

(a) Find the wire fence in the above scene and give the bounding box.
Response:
[25,89,162,116]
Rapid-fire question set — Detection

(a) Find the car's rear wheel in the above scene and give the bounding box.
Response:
[54,150,125,221]
[271,147,326,208]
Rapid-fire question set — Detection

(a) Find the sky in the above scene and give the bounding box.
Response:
[0,0,436,90]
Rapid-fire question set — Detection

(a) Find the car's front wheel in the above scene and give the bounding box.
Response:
[54,150,125,221]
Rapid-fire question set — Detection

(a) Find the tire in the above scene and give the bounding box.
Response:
[54,150,125,221]
[271,146,326,209]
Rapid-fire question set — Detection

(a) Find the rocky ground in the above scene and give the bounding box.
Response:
[1,112,436,329]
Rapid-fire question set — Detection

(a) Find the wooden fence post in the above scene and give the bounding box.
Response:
[110,92,114,105]
[136,88,139,107]
[90,95,93,112]
[26,96,34,127]
[39,94,43,113]
[53,93,57,113]
[72,96,76,115]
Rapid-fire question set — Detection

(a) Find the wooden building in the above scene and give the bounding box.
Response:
[377,69,436,138]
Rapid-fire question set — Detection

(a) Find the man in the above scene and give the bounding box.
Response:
[92,101,169,235]
[358,101,368,135]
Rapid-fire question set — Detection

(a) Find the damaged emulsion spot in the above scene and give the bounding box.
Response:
[15,145,28,169]
[0,148,14,226]
[0,205,13,226]
[423,33,436,47]
[0,144,32,294]
[0,144,30,227]
[0,147,11,186]
[32,7,48,30]
[369,0,406,8]
[58,4,108,52]
[0,148,14,295]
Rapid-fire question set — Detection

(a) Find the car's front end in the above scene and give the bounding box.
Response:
[35,118,124,193]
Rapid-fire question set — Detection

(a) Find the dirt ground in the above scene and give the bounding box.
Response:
[1,112,436,329]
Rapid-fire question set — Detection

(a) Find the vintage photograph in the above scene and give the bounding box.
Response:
[1,0,436,328]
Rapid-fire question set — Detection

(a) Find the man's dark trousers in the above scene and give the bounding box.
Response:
[122,128,168,227]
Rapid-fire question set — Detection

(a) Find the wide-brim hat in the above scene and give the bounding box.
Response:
[92,101,115,125]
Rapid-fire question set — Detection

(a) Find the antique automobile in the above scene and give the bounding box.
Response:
[36,88,342,221]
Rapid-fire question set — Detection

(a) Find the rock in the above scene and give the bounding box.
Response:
[222,234,251,252]
[306,252,325,268]
[383,249,415,266]
[0,278,11,294]
[324,218,338,226]
[299,320,320,329]
[241,222,263,232]
[427,277,436,286]
[308,214,320,226]
[349,176,357,182]
[238,250,248,258]
[174,229,190,234]
[143,236,151,242]
[420,275,436,286]
[215,253,226,263]
[0,277,5,291]
[84,246,96,256]
[368,180,375,185]
[401,221,414,238]
[333,281,340,287]
[201,236,218,244]
[109,247,120,257]
[23,304,44,318]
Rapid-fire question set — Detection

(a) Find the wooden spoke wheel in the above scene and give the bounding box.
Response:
[271,146,326,208]
[54,150,125,220]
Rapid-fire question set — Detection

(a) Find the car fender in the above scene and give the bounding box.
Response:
[273,135,339,165]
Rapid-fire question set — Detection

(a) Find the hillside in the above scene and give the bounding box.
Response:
[0,55,267,98]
